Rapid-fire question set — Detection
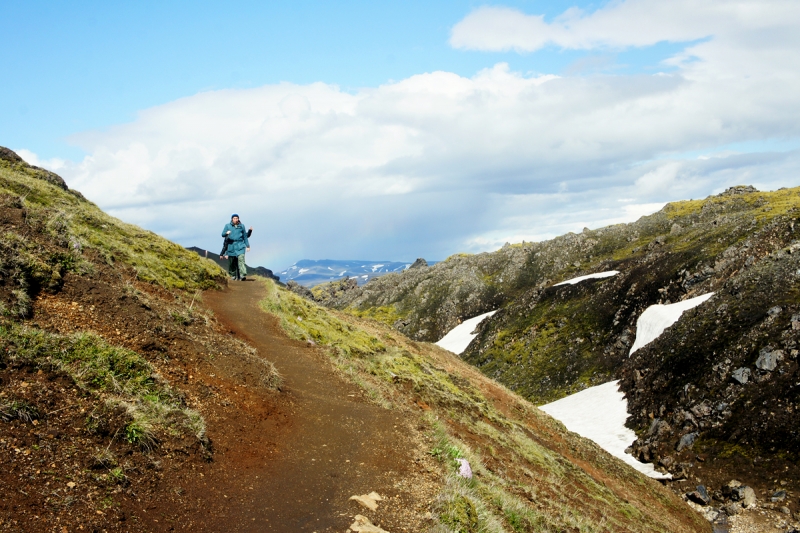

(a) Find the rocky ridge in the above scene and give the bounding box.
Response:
[318,185,800,524]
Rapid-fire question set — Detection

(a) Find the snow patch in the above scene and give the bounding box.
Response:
[540,381,670,479]
[554,271,619,286]
[629,293,715,355]
[371,264,385,272]
[298,268,309,274]
[435,311,497,354]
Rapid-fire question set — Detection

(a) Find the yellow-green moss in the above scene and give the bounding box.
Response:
[259,279,386,357]
[0,161,224,291]
[348,305,407,327]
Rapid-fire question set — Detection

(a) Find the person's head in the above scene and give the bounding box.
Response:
[231,214,240,225]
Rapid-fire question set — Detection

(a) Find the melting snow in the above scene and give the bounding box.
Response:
[371,264,385,272]
[298,268,309,274]
[554,271,619,286]
[629,293,715,355]
[432,270,713,480]
[540,381,670,479]
[435,311,497,354]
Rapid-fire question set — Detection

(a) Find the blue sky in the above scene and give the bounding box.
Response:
[3,0,684,159]
[2,1,800,269]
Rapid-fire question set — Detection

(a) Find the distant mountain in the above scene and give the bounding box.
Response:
[279,259,434,287]
[186,246,280,281]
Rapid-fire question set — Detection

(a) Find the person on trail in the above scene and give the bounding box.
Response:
[220,227,252,259]
[221,214,251,280]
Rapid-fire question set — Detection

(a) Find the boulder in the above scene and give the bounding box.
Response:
[741,486,757,507]
[286,280,315,301]
[771,490,787,502]
[0,147,24,163]
[718,185,758,196]
[731,367,750,384]
[676,432,698,452]
[408,258,428,270]
[756,347,784,371]
[687,485,711,505]
[722,480,742,499]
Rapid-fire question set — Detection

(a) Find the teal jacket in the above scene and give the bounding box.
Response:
[221,222,250,257]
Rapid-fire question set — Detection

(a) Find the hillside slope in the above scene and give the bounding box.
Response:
[0,146,710,532]
[322,185,800,520]
[0,148,283,531]
[259,278,708,532]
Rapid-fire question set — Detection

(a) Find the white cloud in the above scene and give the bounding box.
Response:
[20,1,800,269]
[449,1,799,52]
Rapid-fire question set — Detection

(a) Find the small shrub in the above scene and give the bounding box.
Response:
[124,420,157,451]
[243,352,283,390]
[439,494,479,533]
[0,399,40,422]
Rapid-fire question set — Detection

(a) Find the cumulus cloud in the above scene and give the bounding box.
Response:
[449,1,799,52]
[24,0,800,269]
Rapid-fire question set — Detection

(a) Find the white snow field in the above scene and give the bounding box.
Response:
[629,293,715,355]
[553,270,619,286]
[435,310,497,354]
[540,381,670,479]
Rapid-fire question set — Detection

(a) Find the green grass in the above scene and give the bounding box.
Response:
[0,399,41,422]
[0,321,206,449]
[260,278,386,357]
[348,304,407,326]
[0,159,225,291]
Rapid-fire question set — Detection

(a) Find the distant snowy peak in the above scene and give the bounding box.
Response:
[629,293,715,355]
[278,259,432,287]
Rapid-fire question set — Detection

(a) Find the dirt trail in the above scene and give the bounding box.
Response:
[195,281,434,532]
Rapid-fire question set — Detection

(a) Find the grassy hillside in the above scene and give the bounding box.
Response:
[321,185,800,519]
[0,151,224,301]
[259,278,708,532]
[0,149,281,531]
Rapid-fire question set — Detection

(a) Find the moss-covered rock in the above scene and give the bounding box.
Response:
[337,184,800,491]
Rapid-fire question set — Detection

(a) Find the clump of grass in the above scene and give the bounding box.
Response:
[0,399,41,422]
[260,278,386,357]
[243,352,283,390]
[0,322,206,451]
[92,449,118,469]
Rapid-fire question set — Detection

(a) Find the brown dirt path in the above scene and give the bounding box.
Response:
[194,281,438,532]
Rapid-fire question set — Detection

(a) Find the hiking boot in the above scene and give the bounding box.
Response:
[241,276,247,281]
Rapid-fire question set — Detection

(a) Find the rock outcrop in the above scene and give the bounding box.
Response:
[327,185,800,510]
[0,146,82,197]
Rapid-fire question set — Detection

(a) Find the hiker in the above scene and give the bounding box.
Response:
[220,214,251,280]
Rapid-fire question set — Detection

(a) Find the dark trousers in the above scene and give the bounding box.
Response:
[228,254,246,279]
